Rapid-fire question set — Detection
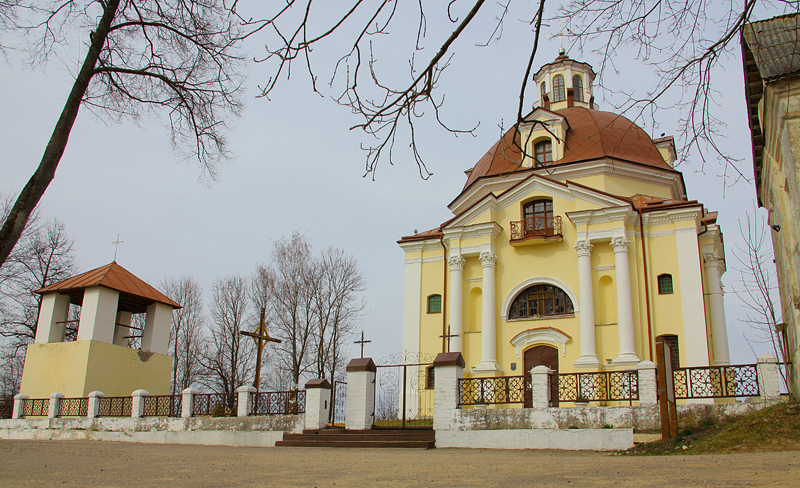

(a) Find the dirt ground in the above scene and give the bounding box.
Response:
[0,440,798,487]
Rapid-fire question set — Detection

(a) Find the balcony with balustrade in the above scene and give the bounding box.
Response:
[509,215,563,246]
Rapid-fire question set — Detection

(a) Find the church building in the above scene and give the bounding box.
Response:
[398,52,731,394]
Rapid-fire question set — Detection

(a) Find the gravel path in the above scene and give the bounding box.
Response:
[1,440,798,487]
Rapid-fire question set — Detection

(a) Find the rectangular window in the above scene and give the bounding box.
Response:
[658,274,674,294]
[427,295,442,313]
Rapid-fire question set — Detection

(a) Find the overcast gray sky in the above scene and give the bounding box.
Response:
[0,2,788,369]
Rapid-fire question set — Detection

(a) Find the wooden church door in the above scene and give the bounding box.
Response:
[523,345,559,407]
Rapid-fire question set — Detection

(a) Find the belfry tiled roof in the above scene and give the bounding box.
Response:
[35,262,181,309]
[463,107,674,190]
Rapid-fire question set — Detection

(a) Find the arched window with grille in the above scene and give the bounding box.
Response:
[573,76,584,102]
[541,81,546,96]
[522,199,554,237]
[657,274,673,294]
[552,75,565,102]
[427,294,442,313]
[509,284,574,319]
[534,140,552,167]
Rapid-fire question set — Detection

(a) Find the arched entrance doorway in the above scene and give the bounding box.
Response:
[523,345,559,407]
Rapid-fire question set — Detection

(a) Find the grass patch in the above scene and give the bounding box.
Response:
[624,401,800,456]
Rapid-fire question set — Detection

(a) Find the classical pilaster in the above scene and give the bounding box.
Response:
[704,253,730,365]
[448,255,466,352]
[675,225,710,367]
[574,240,599,367]
[474,252,501,373]
[611,237,639,364]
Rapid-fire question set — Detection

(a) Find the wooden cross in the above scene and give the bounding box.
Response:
[112,234,124,261]
[354,331,371,358]
[439,325,459,353]
[240,307,281,390]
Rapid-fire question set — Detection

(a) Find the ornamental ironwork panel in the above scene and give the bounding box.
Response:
[557,371,639,402]
[251,390,306,415]
[673,365,759,399]
[22,398,49,417]
[329,380,347,427]
[192,393,238,417]
[142,395,182,417]
[374,353,435,428]
[96,397,133,417]
[510,216,562,240]
[57,397,88,417]
[457,376,531,406]
[0,397,12,419]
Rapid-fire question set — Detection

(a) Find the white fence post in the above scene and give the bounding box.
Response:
[237,385,255,417]
[304,379,332,430]
[531,366,553,408]
[433,352,464,431]
[636,360,658,405]
[87,391,104,419]
[181,388,198,418]
[12,394,28,419]
[345,358,376,430]
[131,390,149,419]
[757,354,780,400]
[48,392,64,418]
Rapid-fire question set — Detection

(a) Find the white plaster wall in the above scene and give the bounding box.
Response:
[436,428,634,451]
[77,287,119,343]
[402,260,422,355]
[675,227,710,367]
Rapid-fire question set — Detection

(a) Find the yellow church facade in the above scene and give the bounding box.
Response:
[399,53,731,395]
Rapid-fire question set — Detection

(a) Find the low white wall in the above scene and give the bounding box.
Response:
[0,415,303,448]
[436,429,634,451]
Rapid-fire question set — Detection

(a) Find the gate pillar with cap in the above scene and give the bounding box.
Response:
[345,358,376,430]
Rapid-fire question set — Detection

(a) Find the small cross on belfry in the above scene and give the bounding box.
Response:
[111,234,124,261]
[439,325,459,353]
[548,20,571,54]
[240,307,281,390]
[354,331,371,358]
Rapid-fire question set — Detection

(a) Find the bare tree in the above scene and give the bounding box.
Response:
[254,232,315,388]
[243,1,790,181]
[161,275,206,395]
[0,0,245,267]
[733,211,789,381]
[0,343,25,396]
[309,247,365,383]
[0,216,75,352]
[200,275,255,395]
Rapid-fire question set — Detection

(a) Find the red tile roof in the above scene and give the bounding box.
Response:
[35,262,181,309]
[463,107,674,190]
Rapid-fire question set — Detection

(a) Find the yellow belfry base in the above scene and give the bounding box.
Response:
[19,340,172,398]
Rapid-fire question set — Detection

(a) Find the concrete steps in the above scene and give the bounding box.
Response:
[276,428,436,449]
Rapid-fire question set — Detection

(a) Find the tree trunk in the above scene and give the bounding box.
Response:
[0,0,120,266]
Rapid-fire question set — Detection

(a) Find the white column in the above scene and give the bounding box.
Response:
[87,391,104,419]
[142,302,172,354]
[181,387,198,418]
[12,394,28,419]
[636,361,657,405]
[574,240,599,366]
[77,286,119,343]
[757,354,781,400]
[704,254,731,365]
[530,366,553,408]
[345,358,376,430]
[304,379,332,430]
[433,353,465,431]
[35,293,70,343]
[675,227,710,367]
[612,237,639,364]
[237,385,255,417]
[401,256,422,357]
[448,255,466,353]
[131,389,149,419]
[474,252,501,373]
[113,311,133,347]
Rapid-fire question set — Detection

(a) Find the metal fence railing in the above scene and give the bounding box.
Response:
[56,397,89,417]
[96,396,133,417]
[192,393,238,417]
[556,371,639,403]
[673,364,759,399]
[21,398,49,417]
[458,376,530,406]
[251,390,305,415]
[142,395,182,417]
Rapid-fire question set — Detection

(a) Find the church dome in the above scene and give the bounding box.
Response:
[462,106,673,190]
